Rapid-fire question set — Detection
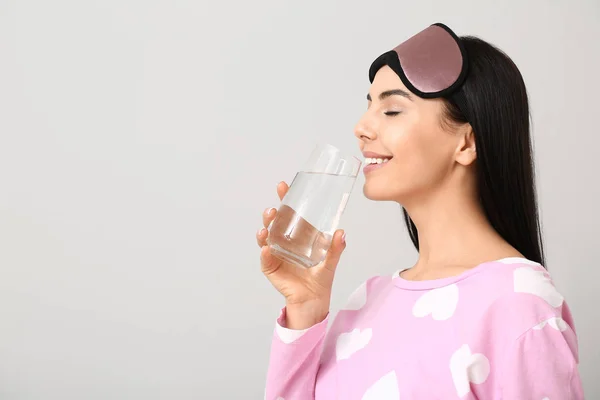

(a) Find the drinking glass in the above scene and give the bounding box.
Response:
[267,143,362,268]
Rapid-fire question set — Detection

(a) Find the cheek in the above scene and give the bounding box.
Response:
[387,126,453,187]
[391,131,434,172]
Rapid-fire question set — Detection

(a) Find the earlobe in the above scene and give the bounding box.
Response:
[456,149,477,166]
[468,147,477,163]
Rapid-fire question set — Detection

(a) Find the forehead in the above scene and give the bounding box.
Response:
[368,65,446,116]
[369,66,411,97]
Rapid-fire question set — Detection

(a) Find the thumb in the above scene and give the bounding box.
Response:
[318,230,347,274]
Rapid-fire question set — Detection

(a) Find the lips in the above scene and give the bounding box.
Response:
[362,151,393,159]
[361,151,394,175]
[363,158,392,174]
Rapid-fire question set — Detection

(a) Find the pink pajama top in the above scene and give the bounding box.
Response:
[264,257,584,399]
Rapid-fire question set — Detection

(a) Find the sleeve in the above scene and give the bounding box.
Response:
[500,316,585,399]
[264,307,329,400]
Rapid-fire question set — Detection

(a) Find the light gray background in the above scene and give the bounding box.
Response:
[0,0,598,398]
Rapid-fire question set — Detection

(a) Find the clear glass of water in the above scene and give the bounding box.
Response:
[267,143,362,268]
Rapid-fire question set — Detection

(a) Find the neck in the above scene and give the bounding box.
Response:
[402,174,521,277]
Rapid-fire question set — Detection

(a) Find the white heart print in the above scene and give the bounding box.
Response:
[450,344,490,397]
[513,266,564,307]
[412,284,459,321]
[533,317,568,331]
[361,371,400,400]
[336,328,372,361]
[342,281,367,311]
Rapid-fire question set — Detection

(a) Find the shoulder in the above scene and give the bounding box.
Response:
[477,257,564,310]
[470,257,575,340]
[479,262,583,395]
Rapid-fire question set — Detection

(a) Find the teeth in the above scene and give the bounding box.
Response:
[365,157,391,165]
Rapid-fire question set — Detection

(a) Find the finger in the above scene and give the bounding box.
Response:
[262,207,277,229]
[316,230,346,275]
[277,181,289,201]
[256,228,268,248]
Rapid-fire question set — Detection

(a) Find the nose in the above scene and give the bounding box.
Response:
[354,114,377,142]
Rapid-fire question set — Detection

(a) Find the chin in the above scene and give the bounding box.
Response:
[362,180,401,202]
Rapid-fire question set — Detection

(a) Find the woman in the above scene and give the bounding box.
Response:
[257,23,584,399]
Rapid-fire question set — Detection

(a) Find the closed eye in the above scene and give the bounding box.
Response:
[384,111,401,116]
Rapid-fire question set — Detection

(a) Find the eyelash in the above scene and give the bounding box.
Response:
[384,111,402,116]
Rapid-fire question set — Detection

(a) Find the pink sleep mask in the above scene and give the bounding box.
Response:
[368,23,468,98]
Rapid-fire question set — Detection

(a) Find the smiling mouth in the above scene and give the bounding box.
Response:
[363,157,393,174]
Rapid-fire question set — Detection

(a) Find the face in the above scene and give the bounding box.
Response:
[354,65,475,204]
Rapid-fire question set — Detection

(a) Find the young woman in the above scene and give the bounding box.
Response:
[256,23,584,399]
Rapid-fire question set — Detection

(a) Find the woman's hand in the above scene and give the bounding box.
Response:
[257,181,347,329]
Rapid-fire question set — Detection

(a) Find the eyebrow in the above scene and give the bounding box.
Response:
[366,89,413,102]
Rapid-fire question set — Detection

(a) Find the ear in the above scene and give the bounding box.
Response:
[455,124,476,166]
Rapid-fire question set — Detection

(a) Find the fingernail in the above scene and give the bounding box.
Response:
[258,228,265,235]
[341,232,346,244]
[268,207,276,214]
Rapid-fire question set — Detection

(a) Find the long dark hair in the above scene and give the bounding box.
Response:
[402,36,546,267]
